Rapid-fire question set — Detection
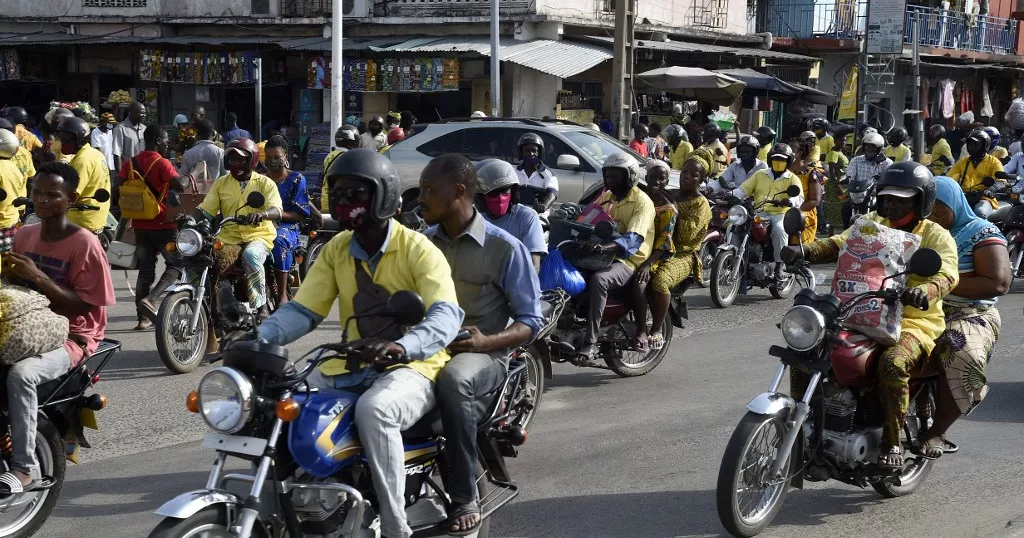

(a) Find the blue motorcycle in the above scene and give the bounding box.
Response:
[147,291,531,538]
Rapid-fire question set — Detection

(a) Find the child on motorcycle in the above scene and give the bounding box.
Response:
[782,162,959,469]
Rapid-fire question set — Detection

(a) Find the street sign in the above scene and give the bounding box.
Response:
[866,0,909,54]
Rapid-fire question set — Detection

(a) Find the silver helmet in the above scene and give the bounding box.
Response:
[475,159,520,194]
[602,152,641,186]
[0,128,18,160]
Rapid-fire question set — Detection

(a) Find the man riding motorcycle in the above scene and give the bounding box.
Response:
[515,133,558,213]
[577,152,655,360]
[418,153,543,536]
[195,137,282,319]
[713,134,766,193]
[475,158,547,272]
[984,126,1009,163]
[782,161,958,468]
[884,127,912,163]
[56,117,112,233]
[321,124,361,211]
[254,148,464,538]
[925,124,954,176]
[841,132,892,228]
[755,125,777,162]
[948,128,1006,214]
[730,143,804,273]
[700,123,729,176]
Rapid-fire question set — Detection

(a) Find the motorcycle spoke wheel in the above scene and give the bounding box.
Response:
[1008,243,1022,286]
[717,412,790,537]
[711,251,741,308]
[156,292,209,374]
[698,244,715,288]
[603,317,672,377]
[0,421,63,538]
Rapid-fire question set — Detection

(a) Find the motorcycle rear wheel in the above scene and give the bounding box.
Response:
[1007,243,1022,287]
[0,419,64,538]
[156,291,209,375]
[871,392,936,498]
[769,271,797,299]
[147,505,270,538]
[603,317,672,377]
[711,251,742,308]
[717,412,791,538]
[515,349,546,431]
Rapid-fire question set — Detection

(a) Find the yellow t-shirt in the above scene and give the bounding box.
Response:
[738,169,804,216]
[925,138,954,176]
[295,222,457,380]
[825,149,849,167]
[991,146,1009,161]
[14,124,41,152]
[830,214,958,353]
[598,186,656,270]
[701,141,729,176]
[948,154,1004,193]
[67,144,112,233]
[320,149,345,211]
[757,145,770,162]
[884,144,912,162]
[806,145,822,164]
[12,146,34,199]
[199,172,283,250]
[0,160,22,228]
[816,134,835,157]
[669,141,694,171]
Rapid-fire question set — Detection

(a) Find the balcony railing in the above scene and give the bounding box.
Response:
[904,5,1018,55]
[757,0,867,40]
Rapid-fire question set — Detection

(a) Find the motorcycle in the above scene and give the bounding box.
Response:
[710,186,816,308]
[716,213,944,537]
[154,191,283,375]
[15,191,117,251]
[987,174,1024,285]
[148,291,531,538]
[841,173,878,229]
[0,339,119,538]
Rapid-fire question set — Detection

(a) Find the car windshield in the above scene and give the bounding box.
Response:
[560,129,644,165]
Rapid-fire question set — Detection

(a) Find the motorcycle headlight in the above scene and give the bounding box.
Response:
[197,367,254,434]
[780,305,826,352]
[728,205,749,226]
[175,228,204,257]
[849,191,866,204]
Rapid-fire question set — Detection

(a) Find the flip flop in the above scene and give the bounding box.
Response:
[0,472,26,496]
[647,333,666,350]
[877,445,903,470]
[911,437,943,460]
[447,502,482,537]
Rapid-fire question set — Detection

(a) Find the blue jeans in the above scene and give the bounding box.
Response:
[6,347,71,478]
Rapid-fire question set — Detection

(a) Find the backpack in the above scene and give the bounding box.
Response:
[118,157,164,220]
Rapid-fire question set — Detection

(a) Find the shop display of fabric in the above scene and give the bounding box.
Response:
[0,49,20,81]
[379,58,395,92]
[139,49,258,84]
[960,86,975,116]
[367,59,378,92]
[981,79,993,118]
[304,55,459,92]
[443,58,459,90]
[940,78,955,119]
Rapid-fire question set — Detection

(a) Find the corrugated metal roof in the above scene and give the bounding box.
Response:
[574,35,818,63]
[0,32,308,47]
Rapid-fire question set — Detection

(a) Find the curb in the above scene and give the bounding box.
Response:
[999,515,1024,537]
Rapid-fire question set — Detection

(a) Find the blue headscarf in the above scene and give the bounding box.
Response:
[933,175,1004,272]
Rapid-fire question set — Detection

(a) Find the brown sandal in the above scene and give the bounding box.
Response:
[878,445,903,469]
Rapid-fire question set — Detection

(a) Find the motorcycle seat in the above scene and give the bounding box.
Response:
[400,383,504,440]
[320,215,341,232]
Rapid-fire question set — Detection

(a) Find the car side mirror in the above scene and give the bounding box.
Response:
[556,154,581,170]
[783,207,805,236]
[245,191,266,209]
[385,291,426,326]
[594,220,617,240]
[92,189,111,203]
[908,248,941,278]
[167,190,181,208]
[786,184,801,197]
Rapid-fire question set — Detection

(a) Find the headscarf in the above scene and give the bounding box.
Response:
[933,175,1004,271]
[684,146,716,176]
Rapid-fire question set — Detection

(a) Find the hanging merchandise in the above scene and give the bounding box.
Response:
[939,78,955,119]
[138,49,258,84]
[380,58,396,92]
[0,49,21,81]
[980,79,993,118]
[443,58,460,90]
[920,77,929,122]
[960,86,975,117]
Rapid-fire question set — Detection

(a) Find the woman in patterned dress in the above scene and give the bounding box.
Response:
[919,175,1011,458]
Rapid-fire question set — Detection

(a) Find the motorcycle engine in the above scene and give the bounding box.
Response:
[815,388,882,465]
[291,474,349,534]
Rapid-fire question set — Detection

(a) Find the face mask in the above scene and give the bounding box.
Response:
[771,160,788,174]
[265,159,286,172]
[228,164,249,180]
[888,210,917,229]
[522,156,540,168]
[484,192,512,217]
[333,200,372,229]
[740,157,755,168]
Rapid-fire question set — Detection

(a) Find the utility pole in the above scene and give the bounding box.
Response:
[330,0,344,148]
[254,57,263,143]
[911,10,924,159]
[610,0,636,141]
[490,0,501,116]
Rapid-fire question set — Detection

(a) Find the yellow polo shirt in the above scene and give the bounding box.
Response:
[199,172,282,250]
[295,222,457,380]
[738,169,803,216]
[758,145,770,162]
[925,138,954,176]
[669,141,693,171]
[320,149,345,211]
[598,185,656,270]
[816,134,835,157]
[67,144,112,233]
[948,154,1004,193]
[0,160,22,228]
[884,144,912,162]
[12,147,34,199]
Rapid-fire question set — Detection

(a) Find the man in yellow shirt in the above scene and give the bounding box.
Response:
[320,124,361,211]
[55,117,111,233]
[578,152,655,360]
[948,128,1006,212]
[252,148,462,538]
[0,119,35,198]
[0,129,23,250]
[783,162,958,468]
[798,131,822,163]
[924,124,954,176]
[666,126,694,171]
[4,107,41,153]
[197,138,282,318]
[884,127,912,162]
[811,118,835,158]
[755,125,776,162]
[732,143,804,269]
[699,123,729,176]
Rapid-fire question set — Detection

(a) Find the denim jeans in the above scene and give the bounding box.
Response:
[6,347,71,478]
[134,228,181,309]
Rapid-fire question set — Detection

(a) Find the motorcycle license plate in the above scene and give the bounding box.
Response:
[300,235,309,248]
[202,432,268,457]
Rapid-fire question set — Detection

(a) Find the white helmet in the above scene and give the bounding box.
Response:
[584,123,600,132]
[862,132,885,148]
[602,152,641,186]
[470,111,487,118]
[0,128,18,160]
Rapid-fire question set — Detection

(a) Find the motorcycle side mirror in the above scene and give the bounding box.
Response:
[245,191,266,209]
[994,171,1009,180]
[92,189,111,203]
[908,248,941,278]
[12,197,30,208]
[0,188,7,203]
[785,184,801,197]
[983,176,996,187]
[594,220,617,240]
[783,207,805,236]
[167,190,181,208]
[384,290,425,326]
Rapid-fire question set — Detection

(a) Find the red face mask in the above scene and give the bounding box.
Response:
[228,164,249,180]
[333,200,372,229]
[484,192,512,217]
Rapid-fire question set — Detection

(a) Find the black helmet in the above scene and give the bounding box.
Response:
[56,116,90,146]
[326,148,401,220]
[965,128,991,155]
[517,132,545,156]
[335,124,359,145]
[877,161,936,218]
[0,118,12,133]
[702,122,722,141]
[810,117,830,133]
[767,143,795,167]
[4,106,28,125]
[887,127,908,146]
[927,124,946,142]
[735,134,760,155]
[754,126,776,147]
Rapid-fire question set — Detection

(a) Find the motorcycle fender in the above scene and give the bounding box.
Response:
[155,489,242,519]
[529,341,554,379]
[165,283,198,302]
[703,230,722,243]
[716,243,738,254]
[746,392,796,417]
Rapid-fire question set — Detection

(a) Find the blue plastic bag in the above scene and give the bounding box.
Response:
[539,250,586,296]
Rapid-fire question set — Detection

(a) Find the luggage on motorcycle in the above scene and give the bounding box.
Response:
[0,285,70,364]
[538,249,586,296]
[832,217,920,346]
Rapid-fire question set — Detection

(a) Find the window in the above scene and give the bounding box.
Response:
[252,0,270,14]
[560,130,645,166]
[417,128,509,161]
[82,0,146,6]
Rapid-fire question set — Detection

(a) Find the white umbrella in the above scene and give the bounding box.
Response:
[636,66,746,106]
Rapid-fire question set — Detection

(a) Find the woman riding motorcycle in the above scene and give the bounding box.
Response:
[782,162,959,469]
[792,132,826,244]
[264,135,315,307]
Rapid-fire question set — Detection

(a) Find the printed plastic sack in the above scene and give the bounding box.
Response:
[539,249,586,296]
[1006,98,1024,131]
[577,191,615,227]
[831,218,920,346]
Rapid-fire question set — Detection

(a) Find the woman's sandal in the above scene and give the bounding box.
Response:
[878,445,904,469]
[447,502,483,537]
[0,471,27,496]
[631,336,649,352]
[647,333,665,350]
[912,436,944,460]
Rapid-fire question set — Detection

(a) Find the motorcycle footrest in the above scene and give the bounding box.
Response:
[478,478,519,521]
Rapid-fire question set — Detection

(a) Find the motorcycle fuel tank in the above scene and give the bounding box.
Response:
[829,330,881,388]
[290,390,364,477]
[752,218,771,243]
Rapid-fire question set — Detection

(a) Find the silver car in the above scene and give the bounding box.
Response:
[383,118,650,208]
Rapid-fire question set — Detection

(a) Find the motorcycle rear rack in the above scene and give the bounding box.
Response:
[478,473,519,520]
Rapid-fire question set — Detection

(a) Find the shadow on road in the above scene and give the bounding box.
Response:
[963,381,1024,424]
[54,470,211,518]
[96,350,178,381]
[547,370,618,389]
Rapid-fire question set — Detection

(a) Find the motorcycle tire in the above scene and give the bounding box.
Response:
[155,291,209,375]
[697,242,715,288]
[710,250,742,308]
[604,317,672,377]
[300,237,328,278]
[769,271,798,300]
[2,418,65,538]
[1007,242,1022,287]
[870,392,935,498]
[147,505,270,538]
[716,411,792,538]
[516,348,546,431]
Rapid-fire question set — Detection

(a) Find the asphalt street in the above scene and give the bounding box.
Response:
[34,265,1024,538]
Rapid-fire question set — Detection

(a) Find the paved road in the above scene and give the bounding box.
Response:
[33,268,1024,538]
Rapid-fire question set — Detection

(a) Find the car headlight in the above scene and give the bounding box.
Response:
[198,367,253,434]
[176,228,204,257]
[780,305,826,351]
[849,191,866,204]
[728,205,749,226]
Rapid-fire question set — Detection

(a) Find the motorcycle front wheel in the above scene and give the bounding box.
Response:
[156,291,209,374]
[0,418,64,538]
[710,251,742,308]
[147,505,270,538]
[717,412,791,538]
[1007,242,1022,287]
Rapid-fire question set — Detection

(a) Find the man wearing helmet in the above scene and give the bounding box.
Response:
[195,137,283,319]
[715,134,767,193]
[0,118,35,199]
[924,124,954,176]
[699,123,729,176]
[360,115,388,152]
[56,117,112,233]
[783,162,958,469]
[4,106,41,153]
[255,148,463,538]
[811,117,835,158]
[0,128,23,250]
[577,152,656,360]
[320,124,361,211]
[976,126,1009,163]
[475,158,547,272]
[884,127,912,163]
[754,125,776,162]
[729,143,804,271]
[665,124,694,170]
[514,132,558,213]
[949,128,1006,213]
[841,131,892,228]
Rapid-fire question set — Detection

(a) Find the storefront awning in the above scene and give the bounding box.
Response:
[571,35,819,64]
